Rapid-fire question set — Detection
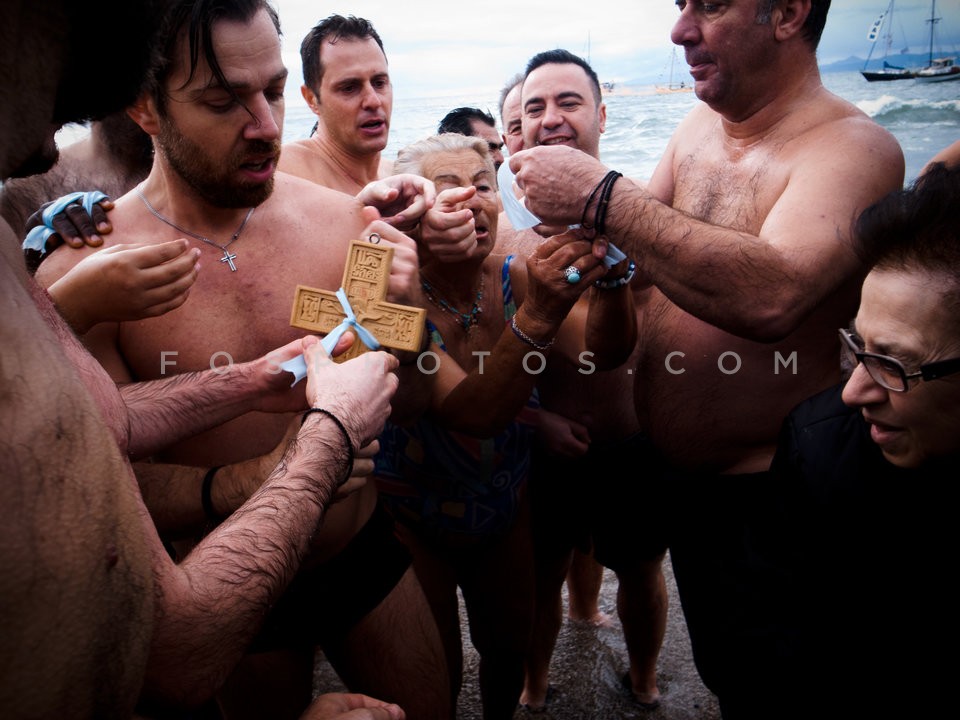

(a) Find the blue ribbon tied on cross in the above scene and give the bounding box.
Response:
[279,287,381,385]
[22,190,109,256]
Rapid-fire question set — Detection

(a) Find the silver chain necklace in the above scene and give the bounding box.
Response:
[135,187,255,272]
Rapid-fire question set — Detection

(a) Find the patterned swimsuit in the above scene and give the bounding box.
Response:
[375,256,539,546]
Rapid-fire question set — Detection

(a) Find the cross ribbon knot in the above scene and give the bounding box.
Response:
[280,287,382,386]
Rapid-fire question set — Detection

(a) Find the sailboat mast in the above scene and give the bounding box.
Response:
[927,0,940,67]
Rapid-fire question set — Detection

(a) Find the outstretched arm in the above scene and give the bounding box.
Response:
[140,338,399,709]
[551,249,637,371]
[511,115,904,341]
[135,422,379,539]
[430,237,604,436]
[121,332,360,460]
[46,240,199,334]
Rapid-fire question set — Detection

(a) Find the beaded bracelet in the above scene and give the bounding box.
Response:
[510,315,556,351]
[201,465,225,524]
[594,259,637,290]
[301,407,355,486]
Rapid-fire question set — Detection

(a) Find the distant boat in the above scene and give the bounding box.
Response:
[585,32,618,95]
[916,0,960,82]
[655,48,693,94]
[861,1,916,81]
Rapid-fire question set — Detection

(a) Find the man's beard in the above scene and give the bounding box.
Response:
[157,116,278,208]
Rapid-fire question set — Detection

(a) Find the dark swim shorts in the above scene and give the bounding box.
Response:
[250,501,412,651]
[529,432,669,572]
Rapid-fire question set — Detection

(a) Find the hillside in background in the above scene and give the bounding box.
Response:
[820,51,956,73]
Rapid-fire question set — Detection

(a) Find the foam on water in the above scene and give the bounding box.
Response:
[51,72,958,188]
[286,71,956,184]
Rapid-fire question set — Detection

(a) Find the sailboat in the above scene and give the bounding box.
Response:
[916,0,960,82]
[861,0,915,81]
[585,32,617,95]
[655,48,693,94]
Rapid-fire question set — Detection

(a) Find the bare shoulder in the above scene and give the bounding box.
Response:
[266,173,366,252]
[786,92,904,193]
[0,171,61,238]
[34,236,109,287]
[273,171,362,209]
[277,138,315,175]
[493,216,541,259]
[802,92,900,154]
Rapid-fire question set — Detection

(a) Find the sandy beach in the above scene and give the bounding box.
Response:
[315,554,720,720]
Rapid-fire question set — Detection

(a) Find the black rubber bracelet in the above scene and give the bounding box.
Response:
[594,171,622,236]
[301,407,355,486]
[201,465,225,524]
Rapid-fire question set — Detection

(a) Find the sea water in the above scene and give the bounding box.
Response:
[42,71,957,188]
[284,71,959,185]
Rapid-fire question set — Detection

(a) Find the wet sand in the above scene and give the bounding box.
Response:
[315,554,721,719]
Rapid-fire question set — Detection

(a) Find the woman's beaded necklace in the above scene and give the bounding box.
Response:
[420,273,485,332]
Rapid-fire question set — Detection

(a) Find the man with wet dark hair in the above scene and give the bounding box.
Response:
[17,1,444,718]
[437,107,504,170]
[280,14,394,194]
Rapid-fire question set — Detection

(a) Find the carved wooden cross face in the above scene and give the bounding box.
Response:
[290,239,426,361]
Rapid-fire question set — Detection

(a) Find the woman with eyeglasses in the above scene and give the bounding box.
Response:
[766,162,959,719]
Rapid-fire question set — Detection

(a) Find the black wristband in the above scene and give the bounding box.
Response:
[580,170,622,237]
[201,465,225,524]
[300,407,355,486]
[594,171,622,236]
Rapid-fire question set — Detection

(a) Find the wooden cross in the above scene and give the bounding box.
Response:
[290,239,426,361]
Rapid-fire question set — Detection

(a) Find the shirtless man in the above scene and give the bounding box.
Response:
[0,110,152,243]
[494,49,666,711]
[279,15,393,194]
[437,107,505,170]
[1,1,404,719]
[36,2,447,719]
[498,76,524,157]
[509,1,904,715]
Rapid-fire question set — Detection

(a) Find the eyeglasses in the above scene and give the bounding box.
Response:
[839,328,960,393]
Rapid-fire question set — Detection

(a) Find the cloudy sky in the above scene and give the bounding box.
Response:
[272,0,960,97]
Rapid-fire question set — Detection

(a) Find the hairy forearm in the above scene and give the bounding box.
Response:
[606,180,814,341]
[134,456,268,539]
[121,360,277,460]
[139,412,348,708]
